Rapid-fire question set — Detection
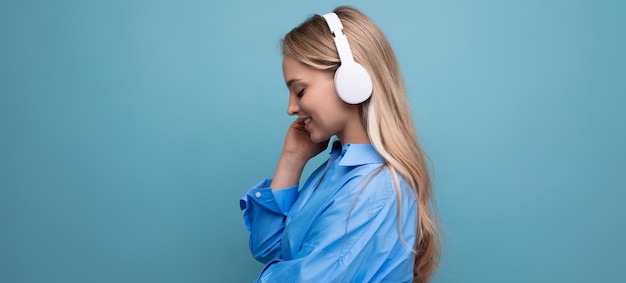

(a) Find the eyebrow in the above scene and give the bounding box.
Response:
[286,78,301,89]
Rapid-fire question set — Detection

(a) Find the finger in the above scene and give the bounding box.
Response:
[292,117,306,125]
[290,118,307,130]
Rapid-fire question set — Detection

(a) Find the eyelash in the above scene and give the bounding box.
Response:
[296,89,305,98]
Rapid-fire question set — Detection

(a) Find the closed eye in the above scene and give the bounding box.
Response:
[296,89,305,98]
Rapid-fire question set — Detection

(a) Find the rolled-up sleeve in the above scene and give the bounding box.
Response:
[240,179,298,263]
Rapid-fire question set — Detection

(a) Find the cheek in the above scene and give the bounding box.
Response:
[298,95,319,116]
[302,83,345,122]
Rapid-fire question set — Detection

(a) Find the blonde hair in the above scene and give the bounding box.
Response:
[282,6,440,282]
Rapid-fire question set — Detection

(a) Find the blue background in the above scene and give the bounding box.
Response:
[1,0,624,282]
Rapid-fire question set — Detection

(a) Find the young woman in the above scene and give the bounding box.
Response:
[240,6,440,283]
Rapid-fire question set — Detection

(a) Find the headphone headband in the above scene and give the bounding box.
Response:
[322,12,343,33]
[322,13,355,64]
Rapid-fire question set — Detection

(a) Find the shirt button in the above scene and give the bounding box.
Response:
[255,192,261,198]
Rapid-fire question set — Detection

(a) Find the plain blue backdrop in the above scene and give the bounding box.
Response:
[1,0,624,282]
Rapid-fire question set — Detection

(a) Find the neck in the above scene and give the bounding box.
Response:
[337,118,369,145]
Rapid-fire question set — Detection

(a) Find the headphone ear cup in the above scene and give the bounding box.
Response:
[334,62,373,104]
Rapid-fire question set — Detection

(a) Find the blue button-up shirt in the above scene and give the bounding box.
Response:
[240,141,418,282]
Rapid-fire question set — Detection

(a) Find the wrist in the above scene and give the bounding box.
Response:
[270,153,307,190]
[278,151,309,168]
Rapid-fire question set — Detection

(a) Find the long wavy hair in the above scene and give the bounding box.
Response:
[281,6,440,282]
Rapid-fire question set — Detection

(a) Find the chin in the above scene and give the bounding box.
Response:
[309,133,330,144]
[310,137,324,144]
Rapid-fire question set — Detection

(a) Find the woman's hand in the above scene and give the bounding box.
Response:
[281,118,329,162]
[270,118,329,190]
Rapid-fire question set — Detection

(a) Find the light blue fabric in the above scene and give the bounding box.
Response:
[240,141,418,282]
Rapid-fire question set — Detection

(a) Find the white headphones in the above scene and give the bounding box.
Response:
[322,12,373,104]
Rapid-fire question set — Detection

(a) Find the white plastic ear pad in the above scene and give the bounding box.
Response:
[322,12,373,104]
[334,62,373,104]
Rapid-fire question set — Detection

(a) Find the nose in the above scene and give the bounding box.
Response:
[287,95,300,116]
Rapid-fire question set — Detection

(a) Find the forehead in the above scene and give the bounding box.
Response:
[282,56,307,76]
[282,56,329,84]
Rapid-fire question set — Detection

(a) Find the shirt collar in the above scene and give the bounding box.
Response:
[329,140,385,167]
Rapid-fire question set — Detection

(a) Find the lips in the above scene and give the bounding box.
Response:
[304,117,311,130]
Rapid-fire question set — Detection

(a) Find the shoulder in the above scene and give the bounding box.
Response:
[364,166,417,203]
[335,165,416,211]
